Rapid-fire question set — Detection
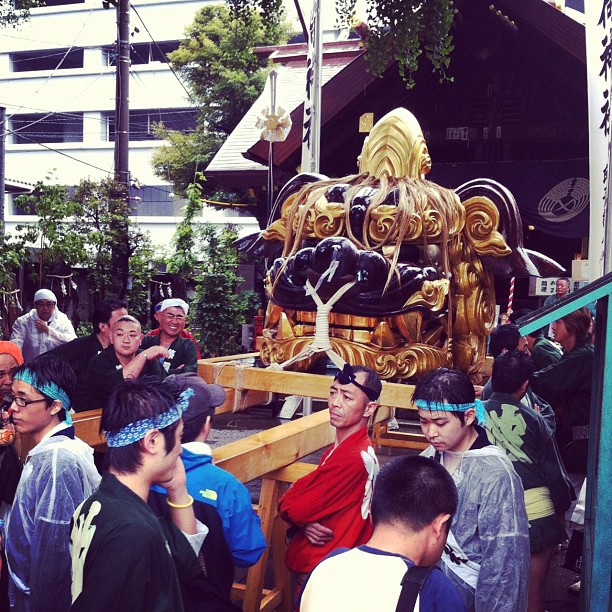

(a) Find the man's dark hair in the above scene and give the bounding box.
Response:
[557,277,570,286]
[412,368,475,425]
[491,350,535,394]
[371,455,458,532]
[488,324,520,358]
[560,307,592,345]
[91,298,128,332]
[351,364,383,401]
[13,354,76,422]
[102,377,181,474]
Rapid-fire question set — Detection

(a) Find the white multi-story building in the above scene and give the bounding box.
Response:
[0,0,259,246]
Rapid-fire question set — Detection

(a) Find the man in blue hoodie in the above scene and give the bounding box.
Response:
[151,372,266,580]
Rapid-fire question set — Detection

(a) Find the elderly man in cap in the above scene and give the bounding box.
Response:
[148,301,201,359]
[10,289,76,362]
[142,299,198,375]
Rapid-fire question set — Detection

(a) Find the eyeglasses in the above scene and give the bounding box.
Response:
[4,394,47,408]
[163,313,186,321]
[334,364,380,401]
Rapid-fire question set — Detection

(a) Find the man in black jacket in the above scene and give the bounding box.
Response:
[49,298,127,411]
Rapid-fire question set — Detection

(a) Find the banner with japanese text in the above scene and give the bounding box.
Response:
[586,0,612,280]
[300,0,322,174]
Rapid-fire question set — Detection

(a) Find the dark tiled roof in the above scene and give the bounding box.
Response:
[206,42,364,177]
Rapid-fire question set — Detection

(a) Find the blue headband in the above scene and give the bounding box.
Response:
[105,387,194,448]
[14,368,73,425]
[414,398,487,425]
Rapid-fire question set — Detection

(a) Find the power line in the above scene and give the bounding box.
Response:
[129,3,206,123]
[5,128,114,175]
[7,5,96,118]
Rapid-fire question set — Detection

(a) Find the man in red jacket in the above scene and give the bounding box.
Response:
[278,364,380,588]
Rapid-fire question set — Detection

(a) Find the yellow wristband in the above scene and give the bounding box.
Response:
[166,494,194,509]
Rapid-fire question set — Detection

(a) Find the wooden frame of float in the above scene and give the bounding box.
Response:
[197,352,430,453]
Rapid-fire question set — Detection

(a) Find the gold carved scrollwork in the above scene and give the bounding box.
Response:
[463,196,511,257]
[292,196,346,239]
[368,205,400,243]
[262,193,297,242]
[464,271,497,337]
[402,279,449,312]
[384,344,450,379]
[313,198,345,238]
[262,328,451,381]
[421,208,447,239]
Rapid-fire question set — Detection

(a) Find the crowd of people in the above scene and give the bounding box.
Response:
[0,283,595,611]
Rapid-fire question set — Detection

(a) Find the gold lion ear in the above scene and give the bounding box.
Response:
[462,196,512,257]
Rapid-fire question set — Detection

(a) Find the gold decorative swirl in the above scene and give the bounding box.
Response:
[313,198,345,238]
[402,279,449,311]
[368,205,400,243]
[262,193,298,242]
[463,196,511,256]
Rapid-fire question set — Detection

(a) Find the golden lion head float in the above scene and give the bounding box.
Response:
[240,108,563,381]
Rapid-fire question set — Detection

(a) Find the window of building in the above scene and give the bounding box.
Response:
[104,41,180,66]
[10,113,83,144]
[106,108,198,141]
[11,48,84,72]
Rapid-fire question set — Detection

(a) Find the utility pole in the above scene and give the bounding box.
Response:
[114,0,129,187]
[111,0,131,297]
[0,106,5,238]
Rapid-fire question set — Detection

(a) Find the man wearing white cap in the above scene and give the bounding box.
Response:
[141,299,198,375]
[10,289,76,362]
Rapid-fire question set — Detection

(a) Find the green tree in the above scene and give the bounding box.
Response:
[14,178,154,321]
[151,4,290,202]
[230,0,455,89]
[0,0,36,28]
[0,230,35,338]
[191,223,260,357]
[15,181,88,273]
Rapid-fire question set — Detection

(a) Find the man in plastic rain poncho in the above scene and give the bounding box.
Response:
[4,354,100,611]
[414,368,530,612]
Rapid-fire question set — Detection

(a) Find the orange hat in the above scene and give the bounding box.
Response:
[0,341,24,366]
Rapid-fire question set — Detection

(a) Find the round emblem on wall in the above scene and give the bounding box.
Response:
[538,177,589,223]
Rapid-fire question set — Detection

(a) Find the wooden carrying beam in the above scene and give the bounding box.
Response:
[198,354,418,408]
[214,410,334,483]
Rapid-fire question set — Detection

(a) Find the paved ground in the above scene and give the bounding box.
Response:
[209,404,582,611]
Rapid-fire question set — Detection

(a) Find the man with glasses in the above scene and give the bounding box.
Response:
[4,354,100,611]
[142,299,198,375]
[278,363,381,589]
[10,289,76,362]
